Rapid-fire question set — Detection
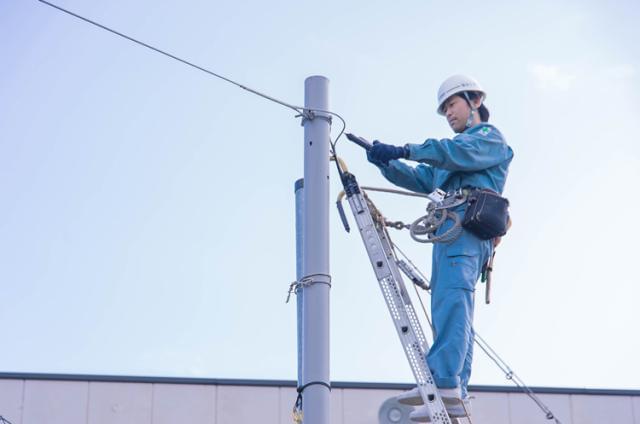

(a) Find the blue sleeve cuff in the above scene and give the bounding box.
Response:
[404,143,416,160]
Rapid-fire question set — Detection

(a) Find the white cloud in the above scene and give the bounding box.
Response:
[529,64,578,91]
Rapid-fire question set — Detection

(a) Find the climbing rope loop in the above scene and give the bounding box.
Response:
[409,190,469,244]
[409,206,461,244]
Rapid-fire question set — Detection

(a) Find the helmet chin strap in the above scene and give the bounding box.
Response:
[462,92,478,129]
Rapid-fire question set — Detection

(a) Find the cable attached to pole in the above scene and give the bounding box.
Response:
[36,0,304,114]
[37,0,353,194]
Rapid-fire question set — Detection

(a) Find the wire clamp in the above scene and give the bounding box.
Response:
[286,273,332,303]
[298,109,332,126]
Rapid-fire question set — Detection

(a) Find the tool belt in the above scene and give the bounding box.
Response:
[461,189,510,240]
[409,187,509,244]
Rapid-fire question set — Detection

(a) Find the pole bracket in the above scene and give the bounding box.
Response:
[298,109,332,126]
[286,273,332,303]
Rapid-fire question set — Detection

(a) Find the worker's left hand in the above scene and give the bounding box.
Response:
[367,141,409,165]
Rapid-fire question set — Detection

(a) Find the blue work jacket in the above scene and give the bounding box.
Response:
[376,123,513,195]
[374,123,513,260]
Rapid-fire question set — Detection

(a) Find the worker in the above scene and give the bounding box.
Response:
[364,75,513,421]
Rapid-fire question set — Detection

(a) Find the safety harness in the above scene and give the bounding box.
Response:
[338,184,509,305]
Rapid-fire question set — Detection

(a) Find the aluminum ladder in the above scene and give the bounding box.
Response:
[338,170,454,424]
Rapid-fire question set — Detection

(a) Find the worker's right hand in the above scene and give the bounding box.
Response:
[367,141,408,166]
[366,141,387,167]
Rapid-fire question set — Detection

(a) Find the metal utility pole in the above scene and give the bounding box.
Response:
[294,178,304,393]
[300,76,331,424]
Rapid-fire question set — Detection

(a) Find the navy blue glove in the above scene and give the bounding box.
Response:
[367,141,409,166]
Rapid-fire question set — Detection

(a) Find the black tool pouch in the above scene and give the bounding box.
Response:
[462,189,510,240]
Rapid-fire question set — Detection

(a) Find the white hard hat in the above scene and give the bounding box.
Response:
[436,75,486,115]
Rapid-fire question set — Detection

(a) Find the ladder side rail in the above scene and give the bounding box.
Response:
[376,225,430,352]
[345,191,452,424]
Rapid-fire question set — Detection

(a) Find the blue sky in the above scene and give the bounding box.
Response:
[1,0,639,390]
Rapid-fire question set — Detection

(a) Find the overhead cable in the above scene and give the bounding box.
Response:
[35,0,347,148]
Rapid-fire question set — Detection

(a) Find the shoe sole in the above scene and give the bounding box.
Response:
[398,397,424,406]
[398,392,461,406]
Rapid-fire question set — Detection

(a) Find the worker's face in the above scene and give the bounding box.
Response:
[441,95,482,133]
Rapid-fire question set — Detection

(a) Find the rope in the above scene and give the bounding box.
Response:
[360,186,432,199]
[0,416,14,424]
[410,208,462,244]
[473,334,562,423]
[354,185,465,243]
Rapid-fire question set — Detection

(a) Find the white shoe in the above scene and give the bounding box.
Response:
[397,387,423,405]
[398,386,462,406]
[408,396,471,422]
[409,405,432,422]
[438,387,462,405]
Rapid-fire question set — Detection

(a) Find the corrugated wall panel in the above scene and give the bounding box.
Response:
[331,388,345,424]
[22,380,88,424]
[0,379,23,424]
[87,382,152,424]
[278,387,298,424]
[216,385,279,424]
[151,383,215,424]
[3,376,640,424]
[632,396,640,424]
[570,394,634,424]
[469,392,510,424]
[342,388,404,424]
[508,393,572,424]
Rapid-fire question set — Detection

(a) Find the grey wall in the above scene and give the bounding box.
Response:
[1,376,639,424]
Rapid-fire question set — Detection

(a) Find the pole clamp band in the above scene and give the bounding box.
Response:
[292,381,332,423]
[299,109,332,126]
[286,273,332,303]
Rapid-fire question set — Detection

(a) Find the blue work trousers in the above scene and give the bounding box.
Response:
[426,226,491,398]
